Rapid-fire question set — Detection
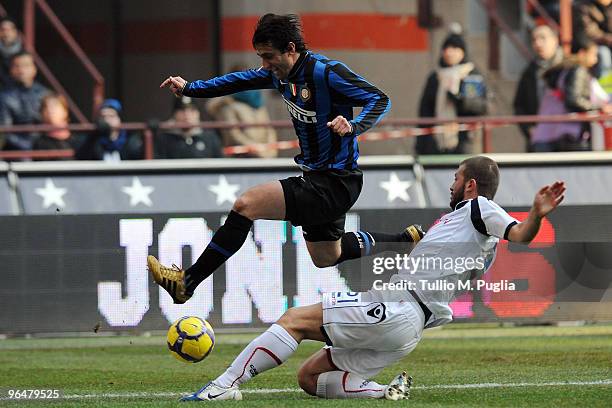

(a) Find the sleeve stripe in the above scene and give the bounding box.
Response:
[470,198,490,237]
[184,70,274,98]
[327,63,390,135]
[504,221,518,241]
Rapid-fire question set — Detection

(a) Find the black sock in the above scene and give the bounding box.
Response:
[335,229,420,265]
[334,232,362,265]
[185,210,253,295]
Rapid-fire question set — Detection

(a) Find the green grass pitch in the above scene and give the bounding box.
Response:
[1,324,611,407]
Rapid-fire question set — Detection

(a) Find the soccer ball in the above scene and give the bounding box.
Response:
[167,316,215,363]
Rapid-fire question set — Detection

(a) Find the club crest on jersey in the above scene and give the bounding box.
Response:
[300,86,311,102]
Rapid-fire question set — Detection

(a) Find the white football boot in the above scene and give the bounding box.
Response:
[180,382,243,402]
[384,371,413,401]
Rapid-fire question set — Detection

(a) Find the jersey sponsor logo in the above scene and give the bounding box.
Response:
[283,97,317,124]
[366,303,387,323]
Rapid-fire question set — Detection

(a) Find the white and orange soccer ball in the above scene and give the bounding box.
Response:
[167,316,215,363]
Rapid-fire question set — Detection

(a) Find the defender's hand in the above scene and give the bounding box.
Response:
[327,115,353,136]
[160,75,188,96]
[533,181,565,218]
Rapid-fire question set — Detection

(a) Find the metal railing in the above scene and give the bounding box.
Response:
[478,0,574,70]
[477,0,535,71]
[1,112,611,161]
[526,0,560,32]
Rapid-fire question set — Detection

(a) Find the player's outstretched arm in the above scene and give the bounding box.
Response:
[160,69,274,99]
[507,181,566,243]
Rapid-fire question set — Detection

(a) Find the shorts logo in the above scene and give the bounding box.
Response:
[300,86,311,102]
[366,303,387,323]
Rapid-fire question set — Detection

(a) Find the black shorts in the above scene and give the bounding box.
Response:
[280,168,363,242]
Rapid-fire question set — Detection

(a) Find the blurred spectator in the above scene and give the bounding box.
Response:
[155,97,223,159]
[574,0,612,47]
[416,27,488,155]
[514,25,564,151]
[574,0,612,76]
[532,36,612,151]
[0,51,49,151]
[76,98,142,161]
[32,93,82,159]
[0,17,23,88]
[206,64,278,158]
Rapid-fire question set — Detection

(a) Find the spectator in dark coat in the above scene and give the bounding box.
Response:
[416,28,488,155]
[574,0,612,47]
[0,17,24,88]
[0,51,49,151]
[574,0,612,76]
[514,25,564,151]
[76,99,142,161]
[155,97,223,159]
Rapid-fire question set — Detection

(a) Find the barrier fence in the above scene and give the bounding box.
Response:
[1,112,612,160]
[1,155,611,334]
[2,208,611,335]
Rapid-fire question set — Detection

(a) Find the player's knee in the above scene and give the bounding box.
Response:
[232,194,251,217]
[276,309,295,330]
[276,308,304,338]
[297,366,317,396]
[310,253,336,268]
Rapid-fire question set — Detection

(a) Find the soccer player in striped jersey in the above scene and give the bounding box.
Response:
[150,13,424,304]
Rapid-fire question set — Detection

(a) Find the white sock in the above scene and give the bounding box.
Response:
[215,324,298,388]
[315,371,385,399]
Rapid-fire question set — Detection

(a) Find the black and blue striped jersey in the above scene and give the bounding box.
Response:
[183,51,390,170]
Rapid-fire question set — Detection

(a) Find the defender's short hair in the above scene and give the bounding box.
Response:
[460,156,500,199]
[252,14,307,53]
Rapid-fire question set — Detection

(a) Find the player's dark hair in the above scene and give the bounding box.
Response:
[252,13,307,53]
[460,156,499,199]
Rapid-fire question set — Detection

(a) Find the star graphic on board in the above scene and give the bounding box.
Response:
[121,177,155,207]
[35,178,67,209]
[379,172,412,203]
[209,175,240,206]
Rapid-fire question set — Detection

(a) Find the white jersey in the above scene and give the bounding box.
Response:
[381,196,519,328]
